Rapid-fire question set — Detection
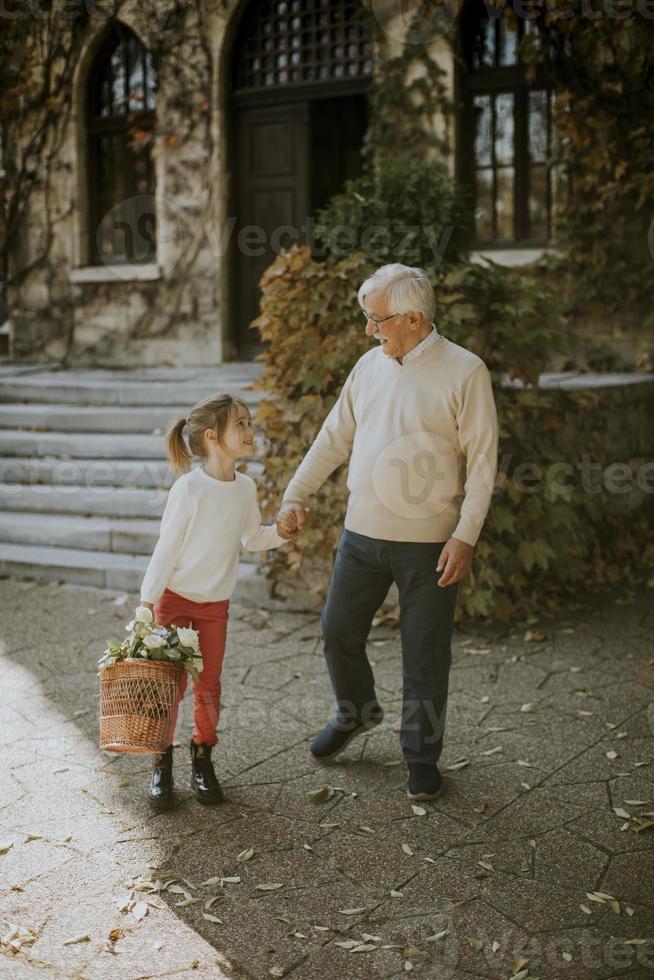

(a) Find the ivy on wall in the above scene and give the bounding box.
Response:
[0,0,218,361]
[519,11,654,353]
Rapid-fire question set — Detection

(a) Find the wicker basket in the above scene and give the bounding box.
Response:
[99,658,185,754]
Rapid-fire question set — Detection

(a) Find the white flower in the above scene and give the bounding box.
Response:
[176,627,200,652]
[143,634,166,651]
[125,620,135,632]
[135,605,154,623]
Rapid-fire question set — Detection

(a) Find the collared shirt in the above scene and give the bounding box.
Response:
[397,322,440,365]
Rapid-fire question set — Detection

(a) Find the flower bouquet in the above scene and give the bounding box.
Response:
[98,605,204,754]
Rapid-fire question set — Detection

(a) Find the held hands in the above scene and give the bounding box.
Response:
[436,537,474,587]
[275,502,311,540]
[275,511,298,540]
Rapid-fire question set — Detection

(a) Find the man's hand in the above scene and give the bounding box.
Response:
[436,537,474,587]
[276,510,299,540]
[279,500,311,531]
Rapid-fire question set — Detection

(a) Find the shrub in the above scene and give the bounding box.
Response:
[313,153,470,274]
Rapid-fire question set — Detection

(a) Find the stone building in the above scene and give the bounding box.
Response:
[4,0,564,367]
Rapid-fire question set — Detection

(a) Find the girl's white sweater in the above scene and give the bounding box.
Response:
[140,467,286,605]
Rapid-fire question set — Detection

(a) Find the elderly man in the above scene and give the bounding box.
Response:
[280,263,498,800]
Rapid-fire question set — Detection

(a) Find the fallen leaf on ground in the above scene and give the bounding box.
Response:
[105,927,124,950]
[308,785,335,804]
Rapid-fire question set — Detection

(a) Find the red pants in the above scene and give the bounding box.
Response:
[154,588,229,748]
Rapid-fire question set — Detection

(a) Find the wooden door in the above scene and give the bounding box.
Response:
[234,103,309,357]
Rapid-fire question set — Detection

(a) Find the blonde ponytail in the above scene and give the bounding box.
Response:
[165,394,250,477]
[166,417,193,476]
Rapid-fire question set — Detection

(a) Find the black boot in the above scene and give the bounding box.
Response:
[190,739,224,804]
[147,744,174,808]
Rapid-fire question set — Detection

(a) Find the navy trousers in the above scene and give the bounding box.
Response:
[319,528,460,765]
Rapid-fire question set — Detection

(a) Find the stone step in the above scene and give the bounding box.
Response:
[0,510,260,561]
[0,541,264,596]
[0,482,167,518]
[0,403,209,434]
[0,471,273,519]
[0,456,173,489]
[0,365,266,406]
[0,430,166,460]
[0,457,263,489]
[0,429,270,462]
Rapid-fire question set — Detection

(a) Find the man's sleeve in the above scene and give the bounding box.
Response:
[451,362,499,547]
[282,366,358,507]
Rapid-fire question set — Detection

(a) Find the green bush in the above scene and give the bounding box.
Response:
[252,245,650,622]
[313,153,471,274]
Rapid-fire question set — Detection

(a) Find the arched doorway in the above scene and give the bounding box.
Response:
[229,0,373,357]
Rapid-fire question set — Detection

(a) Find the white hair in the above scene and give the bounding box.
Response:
[357,264,436,323]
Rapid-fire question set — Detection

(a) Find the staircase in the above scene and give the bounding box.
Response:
[0,362,280,603]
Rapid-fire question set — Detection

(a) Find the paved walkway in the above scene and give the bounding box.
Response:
[0,577,653,980]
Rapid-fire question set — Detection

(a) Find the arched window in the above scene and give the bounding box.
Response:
[459,5,560,246]
[233,0,373,93]
[85,22,157,265]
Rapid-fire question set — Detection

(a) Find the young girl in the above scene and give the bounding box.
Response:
[139,392,299,808]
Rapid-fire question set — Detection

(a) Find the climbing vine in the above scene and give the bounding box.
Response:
[0,0,218,361]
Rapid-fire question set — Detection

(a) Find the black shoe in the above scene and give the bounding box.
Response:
[190,739,225,804]
[147,744,174,808]
[407,762,443,801]
[310,705,384,761]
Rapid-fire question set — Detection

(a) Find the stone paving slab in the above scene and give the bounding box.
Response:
[0,577,653,979]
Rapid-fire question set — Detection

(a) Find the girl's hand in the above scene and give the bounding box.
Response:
[141,601,155,614]
[275,511,298,540]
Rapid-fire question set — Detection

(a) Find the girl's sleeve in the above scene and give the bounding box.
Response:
[139,478,191,604]
[240,481,288,552]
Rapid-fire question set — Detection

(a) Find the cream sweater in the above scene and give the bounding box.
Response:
[282,336,498,546]
[140,467,287,604]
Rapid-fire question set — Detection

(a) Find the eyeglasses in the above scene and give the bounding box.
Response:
[361,310,403,327]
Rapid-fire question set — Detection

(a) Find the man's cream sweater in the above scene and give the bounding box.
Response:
[282,335,498,546]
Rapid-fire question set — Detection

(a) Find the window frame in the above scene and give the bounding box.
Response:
[457,13,557,249]
[85,22,157,267]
